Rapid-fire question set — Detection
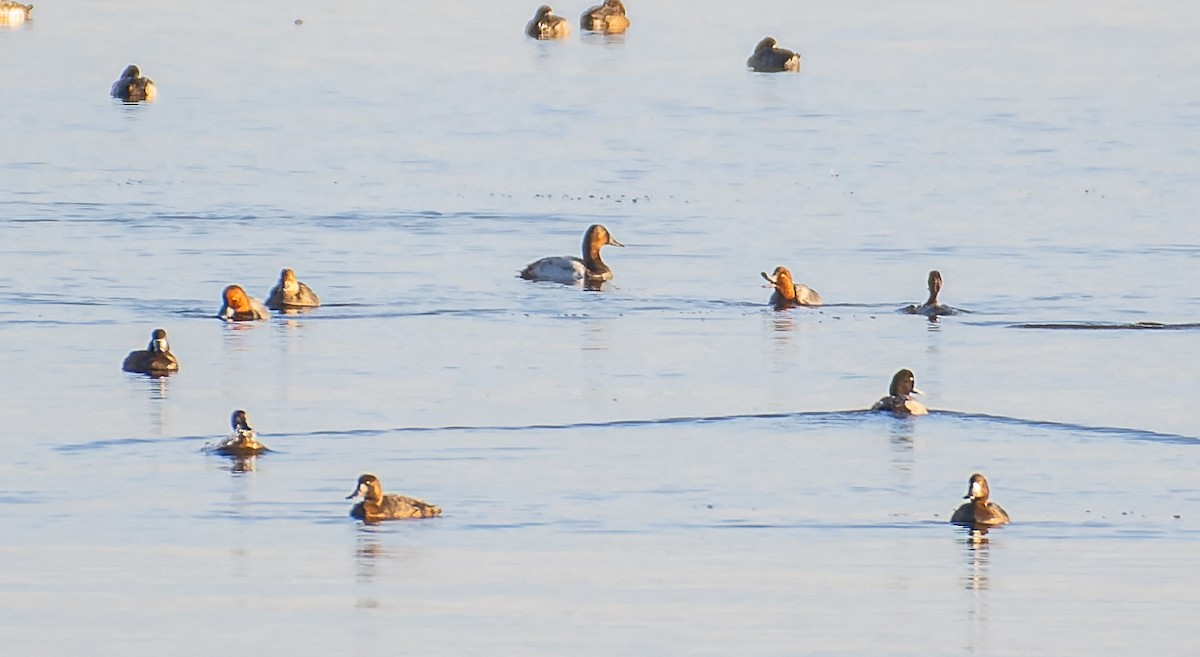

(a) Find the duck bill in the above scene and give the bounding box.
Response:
[760,271,778,287]
[346,483,366,500]
[911,387,924,396]
[608,237,625,247]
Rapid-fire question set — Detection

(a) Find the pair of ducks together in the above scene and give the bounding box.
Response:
[209,410,1005,527]
[765,267,956,317]
[527,1,629,39]
[208,410,440,522]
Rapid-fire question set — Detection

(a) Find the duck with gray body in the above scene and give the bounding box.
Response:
[265,268,321,310]
[761,266,821,309]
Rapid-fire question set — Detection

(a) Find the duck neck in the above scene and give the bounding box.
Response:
[583,245,610,276]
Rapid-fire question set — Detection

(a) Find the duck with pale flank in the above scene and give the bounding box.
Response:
[218,284,270,321]
[520,224,624,285]
[122,328,180,375]
[950,473,1010,528]
[208,410,269,458]
[580,0,629,34]
[746,37,800,73]
[110,64,157,102]
[0,2,33,26]
[265,268,320,311]
[761,266,821,309]
[902,270,957,318]
[346,473,442,522]
[527,5,569,39]
[870,368,928,416]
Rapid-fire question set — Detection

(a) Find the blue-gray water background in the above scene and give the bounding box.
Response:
[1,1,1198,655]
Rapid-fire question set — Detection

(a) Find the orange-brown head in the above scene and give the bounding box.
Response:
[926,270,943,305]
[761,266,796,301]
[222,285,252,314]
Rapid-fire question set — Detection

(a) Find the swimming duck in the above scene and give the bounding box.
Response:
[761,266,821,309]
[121,328,180,375]
[870,368,928,416]
[218,284,270,321]
[950,473,1010,528]
[580,0,629,34]
[903,270,955,318]
[520,224,624,285]
[346,473,442,521]
[209,410,269,458]
[0,2,32,26]
[265,268,321,311]
[746,37,801,73]
[527,5,569,39]
[110,64,157,102]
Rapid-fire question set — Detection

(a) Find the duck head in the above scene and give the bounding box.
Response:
[148,328,170,353]
[346,474,384,503]
[120,64,141,79]
[220,284,252,318]
[888,368,923,397]
[278,268,299,293]
[963,473,991,502]
[926,270,943,305]
[760,266,795,299]
[534,5,554,21]
[230,409,253,433]
[583,224,624,253]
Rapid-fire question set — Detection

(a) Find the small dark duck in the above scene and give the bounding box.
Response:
[209,410,269,458]
[265,268,321,311]
[520,224,625,285]
[870,369,928,416]
[527,5,569,39]
[218,284,270,321]
[122,328,180,375]
[0,2,33,26]
[346,473,442,522]
[746,37,801,73]
[902,270,956,318]
[950,473,1010,528]
[761,266,821,309]
[110,64,157,102]
[580,0,629,34]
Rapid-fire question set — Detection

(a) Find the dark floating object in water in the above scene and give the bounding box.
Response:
[526,5,569,40]
[110,64,157,102]
[746,36,800,73]
[1011,321,1200,331]
[207,410,269,458]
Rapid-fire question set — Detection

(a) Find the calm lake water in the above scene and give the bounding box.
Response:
[2,1,1198,655]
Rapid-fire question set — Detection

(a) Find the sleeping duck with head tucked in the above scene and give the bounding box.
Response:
[746,37,801,73]
[520,224,624,285]
[526,5,569,39]
[580,0,629,34]
[110,64,157,102]
[122,328,180,375]
[265,268,320,311]
[208,410,269,458]
[950,473,1010,529]
[219,284,270,321]
[346,473,442,522]
[902,270,957,318]
[870,368,928,416]
[761,266,821,309]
